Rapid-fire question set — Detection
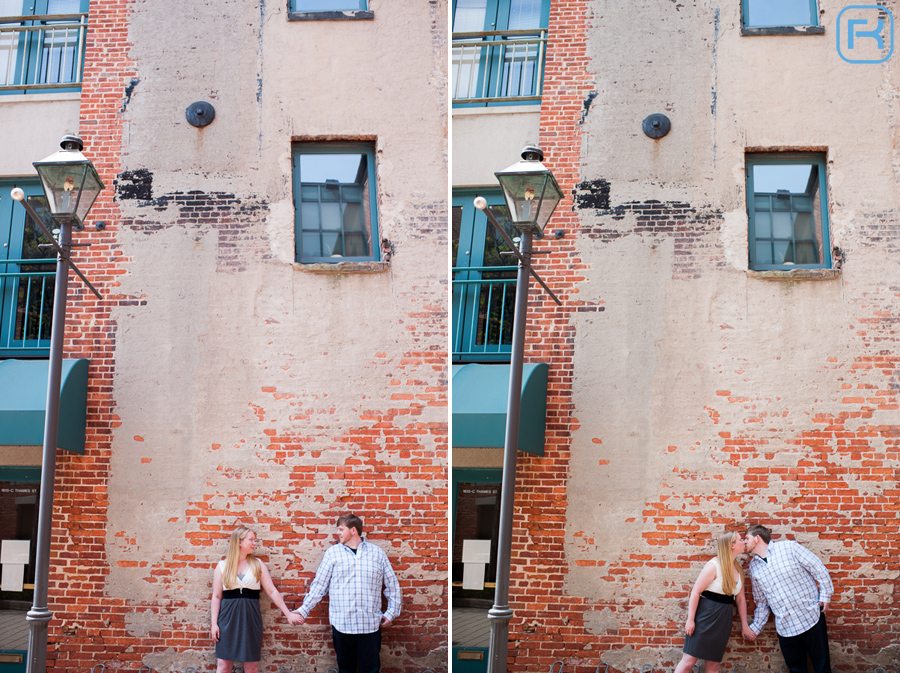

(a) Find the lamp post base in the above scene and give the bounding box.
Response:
[26,608,52,673]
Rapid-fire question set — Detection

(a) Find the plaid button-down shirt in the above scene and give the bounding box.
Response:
[748,540,833,638]
[297,539,401,634]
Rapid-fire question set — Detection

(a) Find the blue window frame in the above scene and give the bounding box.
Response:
[291,0,366,8]
[452,190,518,361]
[0,180,56,356]
[0,0,88,95]
[746,154,832,271]
[292,143,380,264]
[452,0,550,107]
[742,0,818,28]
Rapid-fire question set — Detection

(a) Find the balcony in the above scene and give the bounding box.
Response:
[452,266,516,361]
[0,260,55,355]
[452,29,547,105]
[0,13,87,93]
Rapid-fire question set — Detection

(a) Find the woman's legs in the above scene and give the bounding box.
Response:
[243,663,259,673]
[705,662,720,673]
[216,661,233,673]
[674,654,698,673]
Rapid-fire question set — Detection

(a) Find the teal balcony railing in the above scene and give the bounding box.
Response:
[452,266,517,361]
[0,259,55,353]
[452,29,547,104]
[0,13,87,92]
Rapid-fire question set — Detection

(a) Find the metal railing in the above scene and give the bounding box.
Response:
[0,259,55,351]
[452,266,517,359]
[452,28,547,104]
[0,13,87,92]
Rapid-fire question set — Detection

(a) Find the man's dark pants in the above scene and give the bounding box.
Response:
[332,627,381,673]
[778,612,831,673]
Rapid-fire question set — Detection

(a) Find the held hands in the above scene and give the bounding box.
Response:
[684,619,695,636]
[286,612,303,626]
[742,625,757,641]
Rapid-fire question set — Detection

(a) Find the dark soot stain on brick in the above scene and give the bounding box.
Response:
[115,168,153,201]
[575,179,612,210]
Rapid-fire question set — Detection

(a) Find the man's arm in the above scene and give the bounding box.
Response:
[793,542,834,608]
[295,548,335,621]
[380,553,401,626]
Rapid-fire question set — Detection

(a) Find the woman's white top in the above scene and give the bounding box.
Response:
[217,559,261,591]
[707,557,742,596]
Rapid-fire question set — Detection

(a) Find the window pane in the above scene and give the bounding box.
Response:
[301,185,319,201]
[756,241,773,265]
[772,211,793,239]
[300,202,319,231]
[794,212,814,239]
[453,0,488,32]
[795,242,817,264]
[755,211,772,238]
[294,0,363,10]
[773,240,790,264]
[508,0,542,29]
[302,232,321,258]
[343,202,363,232]
[747,0,814,26]
[322,232,340,257]
[320,202,342,231]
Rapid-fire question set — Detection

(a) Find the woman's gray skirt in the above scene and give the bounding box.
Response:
[683,595,734,662]
[216,596,263,662]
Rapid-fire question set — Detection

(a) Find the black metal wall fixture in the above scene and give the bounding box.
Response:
[642,113,671,138]
[186,101,216,127]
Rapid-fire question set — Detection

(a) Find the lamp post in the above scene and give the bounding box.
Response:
[475,146,563,673]
[10,135,104,673]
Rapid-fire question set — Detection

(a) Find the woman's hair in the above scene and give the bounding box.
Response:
[222,526,261,590]
[715,530,744,596]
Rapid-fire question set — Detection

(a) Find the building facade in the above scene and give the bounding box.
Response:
[0,1,448,672]
[452,0,899,670]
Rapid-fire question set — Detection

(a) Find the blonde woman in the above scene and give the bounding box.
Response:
[673,531,751,673]
[211,526,301,673]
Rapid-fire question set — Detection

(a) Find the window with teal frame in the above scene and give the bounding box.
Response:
[0,0,89,95]
[0,179,56,356]
[742,0,818,28]
[292,143,380,264]
[452,190,517,361]
[287,0,372,20]
[452,0,550,107]
[747,154,832,271]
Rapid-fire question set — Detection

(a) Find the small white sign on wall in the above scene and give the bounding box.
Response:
[1,539,30,564]
[462,539,491,564]
[462,562,485,591]
[1,564,24,592]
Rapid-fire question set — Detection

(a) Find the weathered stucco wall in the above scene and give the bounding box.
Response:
[43,1,447,671]
[451,107,541,187]
[489,0,900,670]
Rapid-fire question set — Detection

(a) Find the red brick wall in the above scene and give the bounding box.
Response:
[499,1,900,671]
[41,1,448,672]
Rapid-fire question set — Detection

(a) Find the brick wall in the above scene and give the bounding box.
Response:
[40,1,448,672]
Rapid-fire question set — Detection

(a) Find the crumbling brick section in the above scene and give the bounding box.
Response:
[575,187,726,280]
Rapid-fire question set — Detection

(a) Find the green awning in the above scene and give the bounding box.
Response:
[452,362,549,456]
[0,358,89,455]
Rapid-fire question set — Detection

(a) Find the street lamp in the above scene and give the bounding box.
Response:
[10,135,103,673]
[493,145,564,237]
[475,146,562,673]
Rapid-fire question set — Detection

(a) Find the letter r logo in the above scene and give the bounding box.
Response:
[838,5,894,63]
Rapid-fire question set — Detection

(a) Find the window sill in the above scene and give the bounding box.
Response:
[288,10,373,21]
[741,26,825,36]
[297,260,389,274]
[748,268,840,281]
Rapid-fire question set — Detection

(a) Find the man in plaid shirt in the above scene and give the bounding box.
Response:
[293,513,401,673]
[743,524,834,673]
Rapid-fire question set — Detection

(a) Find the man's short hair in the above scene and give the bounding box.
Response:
[337,513,364,536]
[747,524,771,543]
